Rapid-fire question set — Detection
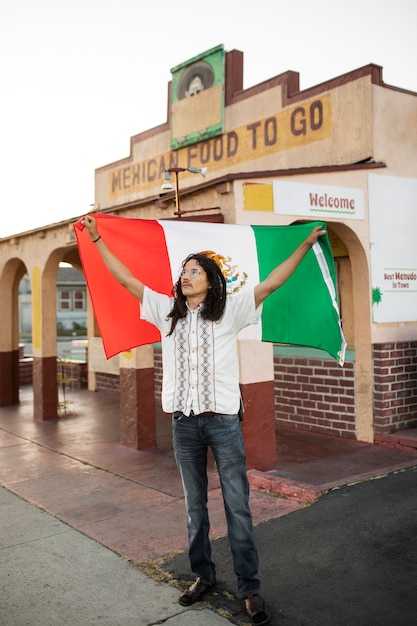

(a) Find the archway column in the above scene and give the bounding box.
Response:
[31,265,58,420]
[33,356,59,419]
[344,229,374,443]
[0,261,20,406]
[119,345,156,449]
[0,350,19,406]
[239,340,277,471]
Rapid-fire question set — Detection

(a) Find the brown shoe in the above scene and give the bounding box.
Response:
[243,593,271,624]
[178,577,215,606]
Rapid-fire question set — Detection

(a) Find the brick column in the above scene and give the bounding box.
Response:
[33,356,58,420]
[0,349,19,406]
[239,340,277,471]
[373,341,417,434]
[119,345,156,449]
[31,264,59,420]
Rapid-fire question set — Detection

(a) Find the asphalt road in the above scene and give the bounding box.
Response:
[161,465,417,625]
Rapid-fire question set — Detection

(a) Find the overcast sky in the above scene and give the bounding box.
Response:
[1,0,416,237]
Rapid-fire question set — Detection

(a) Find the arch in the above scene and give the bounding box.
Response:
[0,257,29,405]
[325,221,373,442]
[285,218,373,441]
[29,245,84,419]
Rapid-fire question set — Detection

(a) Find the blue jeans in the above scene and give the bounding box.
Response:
[172,412,260,599]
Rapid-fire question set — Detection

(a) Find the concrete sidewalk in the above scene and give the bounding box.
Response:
[1,385,417,625]
[0,486,230,626]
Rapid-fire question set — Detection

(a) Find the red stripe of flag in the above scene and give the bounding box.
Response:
[74,215,173,358]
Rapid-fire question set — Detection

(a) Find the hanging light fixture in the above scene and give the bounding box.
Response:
[187,166,207,177]
[160,167,208,216]
[160,170,175,193]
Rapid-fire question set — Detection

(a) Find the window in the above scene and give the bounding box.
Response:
[74,290,85,310]
[58,289,86,311]
[59,290,71,311]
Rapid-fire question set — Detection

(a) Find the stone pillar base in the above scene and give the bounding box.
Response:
[119,367,156,449]
[0,349,19,406]
[241,380,277,471]
[33,356,58,420]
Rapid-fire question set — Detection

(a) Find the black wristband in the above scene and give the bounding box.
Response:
[92,235,101,243]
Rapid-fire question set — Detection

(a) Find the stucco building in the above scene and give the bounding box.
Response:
[1,46,416,470]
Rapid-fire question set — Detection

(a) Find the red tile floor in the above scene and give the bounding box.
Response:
[0,385,416,565]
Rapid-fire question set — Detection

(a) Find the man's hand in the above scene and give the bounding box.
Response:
[81,215,99,241]
[80,215,145,302]
[306,225,327,247]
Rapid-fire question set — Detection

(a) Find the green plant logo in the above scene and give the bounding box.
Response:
[372,286,383,306]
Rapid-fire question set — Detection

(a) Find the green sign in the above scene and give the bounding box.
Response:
[170,44,225,151]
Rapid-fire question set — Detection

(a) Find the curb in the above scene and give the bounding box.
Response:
[247,469,321,504]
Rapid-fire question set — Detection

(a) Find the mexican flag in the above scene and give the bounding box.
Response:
[74,214,346,364]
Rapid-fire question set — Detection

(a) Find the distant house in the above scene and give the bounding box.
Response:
[19,266,87,336]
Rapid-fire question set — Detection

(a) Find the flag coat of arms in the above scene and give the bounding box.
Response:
[74,215,346,365]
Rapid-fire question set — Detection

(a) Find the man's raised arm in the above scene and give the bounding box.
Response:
[82,215,145,303]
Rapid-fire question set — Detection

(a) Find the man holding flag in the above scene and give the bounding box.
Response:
[81,214,326,625]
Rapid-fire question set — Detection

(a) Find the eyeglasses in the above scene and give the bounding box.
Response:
[180,267,202,278]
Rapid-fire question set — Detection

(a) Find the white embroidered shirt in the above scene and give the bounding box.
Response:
[140,286,261,415]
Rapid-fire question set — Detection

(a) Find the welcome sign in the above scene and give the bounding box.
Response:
[273,181,365,220]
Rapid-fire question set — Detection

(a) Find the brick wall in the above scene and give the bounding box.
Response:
[154,346,163,400]
[95,349,163,397]
[155,347,357,438]
[95,372,120,394]
[20,358,87,389]
[19,358,33,384]
[93,341,417,438]
[57,361,87,389]
[274,355,356,438]
[373,341,417,434]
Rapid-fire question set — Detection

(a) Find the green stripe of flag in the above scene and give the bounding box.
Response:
[252,222,346,364]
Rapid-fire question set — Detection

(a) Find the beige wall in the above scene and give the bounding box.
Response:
[95,73,377,212]
[373,86,417,177]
